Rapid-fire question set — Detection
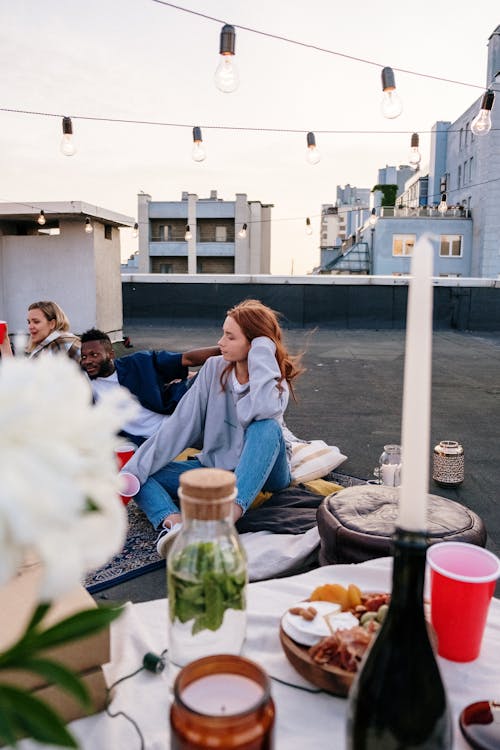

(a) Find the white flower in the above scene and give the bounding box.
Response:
[0,355,138,599]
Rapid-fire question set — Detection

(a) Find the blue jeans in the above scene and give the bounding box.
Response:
[134,419,291,529]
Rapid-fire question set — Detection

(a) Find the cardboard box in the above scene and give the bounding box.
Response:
[0,560,110,691]
[33,664,110,724]
[0,666,111,747]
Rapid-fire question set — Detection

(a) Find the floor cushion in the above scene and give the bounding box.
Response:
[317,484,487,565]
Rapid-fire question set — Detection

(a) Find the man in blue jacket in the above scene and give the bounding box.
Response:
[80,328,219,445]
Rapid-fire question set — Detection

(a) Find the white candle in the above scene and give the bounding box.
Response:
[399,237,434,530]
[381,463,401,487]
[181,673,264,716]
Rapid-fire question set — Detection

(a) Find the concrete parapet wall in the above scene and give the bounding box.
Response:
[122,275,500,331]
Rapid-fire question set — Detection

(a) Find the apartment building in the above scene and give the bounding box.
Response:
[136,191,272,274]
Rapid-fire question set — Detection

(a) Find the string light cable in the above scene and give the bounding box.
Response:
[1,106,498,136]
[105,649,168,750]
[150,0,489,91]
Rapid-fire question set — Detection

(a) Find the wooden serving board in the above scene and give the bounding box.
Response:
[279,625,355,698]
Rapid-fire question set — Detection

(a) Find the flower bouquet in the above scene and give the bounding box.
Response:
[0,354,137,747]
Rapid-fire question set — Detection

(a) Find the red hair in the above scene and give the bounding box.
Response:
[220,299,304,399]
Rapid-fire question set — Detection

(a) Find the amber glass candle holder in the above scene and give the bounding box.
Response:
[170,654,275,749]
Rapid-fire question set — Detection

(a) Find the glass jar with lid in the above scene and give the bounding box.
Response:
[167,467,247,669]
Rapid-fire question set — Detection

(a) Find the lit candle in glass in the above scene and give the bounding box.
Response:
[170,655,275,749]
[399,236,434,530]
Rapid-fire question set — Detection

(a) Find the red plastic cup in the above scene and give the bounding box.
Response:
[115,442,136,470]
[427,542,500,662]
[0,321,7,345]
[119,471,140,506]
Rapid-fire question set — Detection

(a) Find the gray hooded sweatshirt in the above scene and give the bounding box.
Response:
[123,336,290,486]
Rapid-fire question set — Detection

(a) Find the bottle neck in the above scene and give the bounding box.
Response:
[389,528,428,619]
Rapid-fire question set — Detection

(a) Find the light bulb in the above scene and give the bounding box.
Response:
[60,116,76,156]
[37,210,46,226]
[438,194,447,215]
[408,132,421,168]
[470,90,494,136]
[381,67,402,119]
[192,126,206,162]
[306,132,321,165]
[305,217,313,236]
[214,24,238,93]
[185,225,192,241]
[238,223,247,239]
[84,217,93,233]
[132,222,139,238]
[369,208,378,227]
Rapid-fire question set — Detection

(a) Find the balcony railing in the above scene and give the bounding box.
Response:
[380,206,472,219]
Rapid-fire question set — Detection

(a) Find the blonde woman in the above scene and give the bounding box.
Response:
[26,301,80,361]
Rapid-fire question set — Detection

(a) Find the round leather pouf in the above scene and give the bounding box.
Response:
[316,484,487,566]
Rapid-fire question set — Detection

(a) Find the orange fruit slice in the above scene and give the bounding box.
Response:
[309,583,349,611]
[348,583,363,608]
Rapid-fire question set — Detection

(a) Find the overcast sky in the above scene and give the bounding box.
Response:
[1,1,498,273]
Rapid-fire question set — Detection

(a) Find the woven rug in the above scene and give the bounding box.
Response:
[84,470,365,594]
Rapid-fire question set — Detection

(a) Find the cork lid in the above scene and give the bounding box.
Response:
[179,468,236,520]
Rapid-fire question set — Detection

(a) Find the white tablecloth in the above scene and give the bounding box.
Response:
[19,558,500,749]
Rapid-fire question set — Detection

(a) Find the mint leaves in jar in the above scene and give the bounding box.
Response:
[169,541,246,635]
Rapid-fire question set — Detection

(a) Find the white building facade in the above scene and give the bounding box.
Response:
[137,191,272,275]
[0,201,133,338]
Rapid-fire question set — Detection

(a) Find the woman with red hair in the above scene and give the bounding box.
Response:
[123,299,304,556]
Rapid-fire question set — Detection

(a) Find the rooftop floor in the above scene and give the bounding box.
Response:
[94,323,500,605]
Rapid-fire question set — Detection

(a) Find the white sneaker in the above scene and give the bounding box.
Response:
[156,523,182,558]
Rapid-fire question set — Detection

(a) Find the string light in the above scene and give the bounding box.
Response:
[238,223,247,238]
[471,90,495,136]
[306,132,321,165]
[84,216,93,233]
[381,67,402,119]
[214,24,238,93]
[369,208,378,227]
[37,210,46,226]
[438,193,448,214]
[132,222,139,238]
[184,225,192,240]
[408,133,421,169]
[60,116,76,156]
[192,126,206,162]
[305,217,313,236]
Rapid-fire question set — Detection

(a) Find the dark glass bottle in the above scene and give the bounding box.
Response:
[347,528,453,749]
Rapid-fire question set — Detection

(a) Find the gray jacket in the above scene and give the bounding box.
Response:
[123,336,290,485]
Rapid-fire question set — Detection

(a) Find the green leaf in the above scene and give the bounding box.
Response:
[26,602,51,632]
[0,685,78,747]
[14,657,91,708]
[34,605,123,650]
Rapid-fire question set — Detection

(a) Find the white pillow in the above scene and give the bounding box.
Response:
[290,440,347,484]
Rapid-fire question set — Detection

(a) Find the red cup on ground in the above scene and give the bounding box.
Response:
[119,471,140,506]
[115,442,136,470]
[427,541,500,662]
[0,321,7,345]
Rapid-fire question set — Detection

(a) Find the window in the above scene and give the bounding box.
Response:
[104,225,112,240]
[159,263,173,273]
[463,161,468,185]
[469,157,473,182]
[464,123,469,146]
[392,235,415,256]
[457,165,461,189]
[215,226,227,242]
[440,235,462,257]
[459,128,463,149]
